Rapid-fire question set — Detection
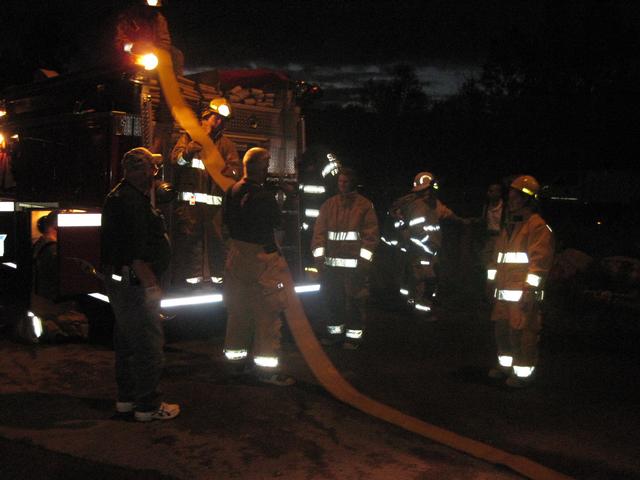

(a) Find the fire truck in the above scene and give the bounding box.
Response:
[0,61,318,340]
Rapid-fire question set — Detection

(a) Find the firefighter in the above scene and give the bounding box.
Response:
[486,175,554,388]
[298,151,342,274]
[101,147,179,421]
[222,147,295,386]
[391,171,466,315]
[311,167,379,349]
[169,98,241,287]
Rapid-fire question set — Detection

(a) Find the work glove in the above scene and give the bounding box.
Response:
[144,285,162,311]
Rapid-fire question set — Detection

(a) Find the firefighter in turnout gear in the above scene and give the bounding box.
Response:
[487,175,554,388]
[311,168,379,349]
[391,171,464,315]
[170,98,241,287]
[222,147,294,386]
[299,150,342,273]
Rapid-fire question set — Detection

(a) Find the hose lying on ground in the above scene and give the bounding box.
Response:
[155,47,573,480]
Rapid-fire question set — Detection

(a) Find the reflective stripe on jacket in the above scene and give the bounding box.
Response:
[400,197,455,254]
[170,133,241,195]
[488,213,554,299]
[311,192,379,268]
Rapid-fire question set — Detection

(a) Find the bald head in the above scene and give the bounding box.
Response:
[243,147,271,182]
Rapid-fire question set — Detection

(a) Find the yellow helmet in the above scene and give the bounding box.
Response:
[208,97,232,118]
[412,171,438,192]
[510,175,540,198]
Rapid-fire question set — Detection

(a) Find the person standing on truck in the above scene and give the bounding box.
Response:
[486,175,554,388]
[222,147,295,386]
[170,98,241,287]
[101,147,180,421]
[311,167,379,349]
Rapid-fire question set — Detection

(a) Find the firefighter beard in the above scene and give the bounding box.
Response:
[223,240,289,370]
[171,202,226,284]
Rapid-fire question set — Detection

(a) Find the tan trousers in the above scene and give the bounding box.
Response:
[492,301,542,367]
[223,240,289,363]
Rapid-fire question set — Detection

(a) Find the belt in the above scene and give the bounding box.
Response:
[179,192,223,205]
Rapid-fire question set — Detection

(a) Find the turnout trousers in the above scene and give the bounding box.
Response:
[223,239,289,370]
[171,202,226,284]
[321,266,369,342]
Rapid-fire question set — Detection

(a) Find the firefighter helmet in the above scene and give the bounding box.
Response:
[510,175,540,198]
[412,171,438,192]
[208,97,232,118]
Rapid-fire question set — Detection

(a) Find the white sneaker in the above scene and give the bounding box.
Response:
[115,401,135,413]
[134,402,180,422]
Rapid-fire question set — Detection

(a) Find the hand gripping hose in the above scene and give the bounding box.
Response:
[155,48,235,194]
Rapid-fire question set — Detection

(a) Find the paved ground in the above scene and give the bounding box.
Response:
[0,291,638,479]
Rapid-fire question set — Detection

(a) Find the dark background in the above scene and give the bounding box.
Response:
[2,0,640,254]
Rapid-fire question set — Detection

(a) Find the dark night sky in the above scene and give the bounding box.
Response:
[2,1,640,100]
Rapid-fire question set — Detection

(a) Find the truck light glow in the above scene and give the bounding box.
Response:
[161,294,224,308]
[0,202,15,212]
[28,311,43,338]
[89,283,320,308]
[58,213,102,227]
[137,53,159,71]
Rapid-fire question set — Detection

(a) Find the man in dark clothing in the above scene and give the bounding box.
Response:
[32,212,59,301]
[101,147,179,421]
[222,147,294,386]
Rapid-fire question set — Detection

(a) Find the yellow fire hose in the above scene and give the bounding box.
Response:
[155,49,235,194]
[155,49,573,480]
